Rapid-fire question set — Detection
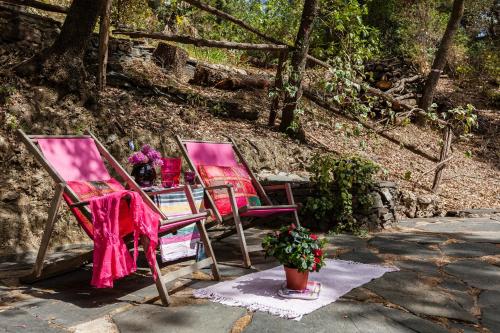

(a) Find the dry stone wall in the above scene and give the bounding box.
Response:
[260,174,399,231]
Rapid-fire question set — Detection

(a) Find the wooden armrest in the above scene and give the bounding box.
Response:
[147,184,203,196]
[205,184,233,191]
[263,184,287,191]
[147,187,186,196]
[159,212,208,226]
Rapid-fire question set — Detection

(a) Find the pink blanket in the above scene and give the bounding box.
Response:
[89,191,160,288]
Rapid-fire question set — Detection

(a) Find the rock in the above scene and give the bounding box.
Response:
[0,135,8,152]
[338,249,383,264]
[379,187,393,202]
[479,290,500,333]
[441,242,500,258]
[152,42,188,77]
[371,192,384,208]
[417,194,434,205]
[369,236,438,257]
[444,260,500,291]
[244,301,450,333]
[381,212,394,221]
[34,86,58,108]
[106,134,118,144]
[0,191,19,202]
[113,303,246,333]
[395,259,440,276]
[399,190,417,218]
[0,308,67,333]
[364,271,477,323]
[179,108,198,124]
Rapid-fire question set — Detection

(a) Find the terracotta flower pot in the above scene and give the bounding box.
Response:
[284,266,309,290]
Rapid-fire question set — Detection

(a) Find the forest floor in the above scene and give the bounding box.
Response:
[5,55,499,213]
[0,24,499,255]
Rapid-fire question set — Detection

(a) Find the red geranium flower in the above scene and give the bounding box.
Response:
[314,249,322,257]
[312,263,317,271]
[288,223,296,231]
[314,257,321,264]
[310,234,318,240]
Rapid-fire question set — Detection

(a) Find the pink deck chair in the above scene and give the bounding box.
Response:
[176,136,300,268]
[18,129,220,306]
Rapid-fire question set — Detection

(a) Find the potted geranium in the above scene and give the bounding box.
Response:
[128,144,163,187]
[262,224,327,290]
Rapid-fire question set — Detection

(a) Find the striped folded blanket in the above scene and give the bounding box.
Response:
[153,188,205,262]
[153,187,204,218]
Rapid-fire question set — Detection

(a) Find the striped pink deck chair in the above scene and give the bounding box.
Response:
[176,136,300,268]
[18,129,220,306]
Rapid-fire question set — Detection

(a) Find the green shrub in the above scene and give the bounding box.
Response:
[304,154,379,233]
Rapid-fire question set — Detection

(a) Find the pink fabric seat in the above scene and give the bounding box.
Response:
[38,138,112,181]
[37,138,208,235]
[185,142,239,168]
[184,140,298,218]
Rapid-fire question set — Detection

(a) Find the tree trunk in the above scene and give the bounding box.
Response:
[279,0,318,132]
[269,50,287,126]
[419,0,465,111]
[15,0,104,98]
[98,0,112,91]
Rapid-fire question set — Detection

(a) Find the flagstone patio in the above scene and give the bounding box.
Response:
[1,215,499,332]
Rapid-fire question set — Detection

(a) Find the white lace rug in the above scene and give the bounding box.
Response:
[193,259,398,320]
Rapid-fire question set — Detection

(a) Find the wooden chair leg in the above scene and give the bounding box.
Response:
[185,184,221,280]
[196,220,220,281]
[33,183,65,278]
[141,236,171,306]
[228,187,251,268]
[285,183,301,226]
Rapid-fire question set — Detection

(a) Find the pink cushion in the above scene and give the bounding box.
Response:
[38,138,111,182]
[240,207,297,218]
[185,142,238,168]
[198,165,261,216]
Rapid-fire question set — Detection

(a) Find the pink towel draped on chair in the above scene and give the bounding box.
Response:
[89,190,160,288]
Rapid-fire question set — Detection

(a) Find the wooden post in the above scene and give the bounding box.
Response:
[98,0,112,91]
[268,50,287,126]
[432,126,453,192]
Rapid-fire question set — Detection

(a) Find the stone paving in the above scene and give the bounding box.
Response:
[1,216,499,333]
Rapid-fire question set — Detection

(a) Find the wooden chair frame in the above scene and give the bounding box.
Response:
[18,129,220,306]
[176,136,300,268]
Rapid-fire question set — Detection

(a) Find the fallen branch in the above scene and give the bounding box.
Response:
[386,75,421,94]
[113,30,287,52]
[420,155,455,178]
[395,92,416,101]
[0,0,68,13]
